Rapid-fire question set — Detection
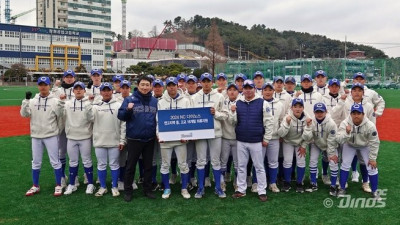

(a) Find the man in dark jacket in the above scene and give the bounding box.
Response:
[118,75,158,202]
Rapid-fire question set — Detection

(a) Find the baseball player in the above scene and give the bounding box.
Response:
[88,82,126,197]
[277,98,313,193]
[112,74,124,98]
[215,73,228,98]
[196,83,203,92]
[157,77,192,199]
[253,71,265,96]
[295,74,324,118]
[336,104,381,200]
[234,73,247,94]
[273,76,292,115]
[177,74,187,94]
[284,76,296,98]
[21,76,64,196]
[86,69,103,103]
[323,78,345,127]
[313,70,330,97]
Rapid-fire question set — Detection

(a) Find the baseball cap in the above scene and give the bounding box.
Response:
[63,70,75,77]
[301,74,312,82]
[216,73,227,80]
[227,83,238,90]
[37,76,51,85]
[153,79,164,87]
[234,73,247,81]
[262,82,274,90]
[112,75,124,82]
[351,82,364,90]
[292,98,304,106]
[351,103,364,113]
[187,75,198,83]
[147,74,155,82]
[177,74,187,82]
[120,80,131,88]
[73,81,86,89]
[200,73,213,82]
[328,78,341,86]
[353,72,366,79]
[273,76,284,83]
[243,80,255,88]
[314,70,327,77]
[314,102,327,112]
[253,71,264,79]
[90,68,102,76]
[285,76,296,84]
[100,82,113,91]
[166,77,178,85]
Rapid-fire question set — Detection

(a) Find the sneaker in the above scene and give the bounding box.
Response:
[322,175,330,185]
[232,191,246,199]
[371,191,382,201]
[282,182,291,192]
[362,182,372,193]
[64,184,77,195]
[151,183,160,192]
[118,181,125,191]
[138,177,144,184]
[337,188,346,198]
[269,183,280,193]
[221,182,226,192]
[246,176,252,188]
[61,177,67,189]
[258,194,268,202]
[54,185,63,197]
[144,191,156,199]
[224,173,231,182]
[194,188,205,199]
[86,184,95,194]
[329,186,337,197]
[305,183,318,193]
[169,174,177,184]
[162,189,171,199]
[296,183,304,193]
[25,186,40,196]
[351,171,360,182]
[132,182,138,190]
[83,173,88,185]
[215,188,226,198]
[181,189,191,199]
[205,177,211,187]
[251,183,258,193]
[112,187,120,197]
[95,187,108,197]
[75,176,80,187]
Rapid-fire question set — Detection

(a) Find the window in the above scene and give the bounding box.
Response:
[82,60,91,67]
[0,30,3,37]
[22,45,36,52]
[53,47,65,54]
[80,37,91,43]
[93,61,103,67]
[92,38,104,44]
[4,44,20,51]
[68,60,78,66]
[66,36,78,42]
[5,31,20,38]
[54,59,64,66]
[22,58,35,65]
[81,49,91,55]
[37,46,50,53]
[39,59,50,65]
[93,49,103,55]
[68,48,78,54]
[53,35,65,42]
[37,34,51,41]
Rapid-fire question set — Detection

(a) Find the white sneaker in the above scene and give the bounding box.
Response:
[362,182,372,193]
[269,183,280,193]
[64,184,77,195]
[322,175,330,185]
[246,176,252,188]
[162,189,171,199]
[169,174,177,184]
[111,187,120,197]
[83,173,88,184]
[224,173,231,182]
[205,177,212,187]
[181,189,191,199]
[352,171,360,182]
[25,186,40,196]
[86,184,95,194]
[251,183,258,193]
[54,185,63,197]
[118,181,125,191]
[61,177,67,189]
[221,182,226,192]
[95,187,107,197]
[132,181,138,190]
[75,176,80,187]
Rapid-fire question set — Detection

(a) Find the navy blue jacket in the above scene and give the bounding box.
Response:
[118,89,158,142]
[235,98,265,143]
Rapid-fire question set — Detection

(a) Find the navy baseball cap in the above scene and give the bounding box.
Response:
[292,98,304,106]
[63,70,75,77]
[243,80,255,88]
[120,80,131,88]
[112,75,124,82]
[37,76,51,85]
[328,78,341,86]
[353,72,366,79]
[100,82,113,91]
[216,73,227,80]
[314,70,327,77]
[227,83,238,90]
[314,102,327,112]
[90,68,102,76]
[351,103,364,113]
[351,82,364,90]
[147,74,155,82]
[187,75,198,83]
[273,76,284,83]
[166,77,178,85]
[234,73,247,81]
[301,74,312,82]
[153,79,164,87]
[200,73,213,82]
[73,81,86,89]
[253,71,264,79]
[262,82,274,90]
[285,76,296,84]
[177,74,187,82]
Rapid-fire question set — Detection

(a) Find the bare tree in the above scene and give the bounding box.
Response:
[131,29,144,37]
[205,20,225,76]
[148,26,158,37]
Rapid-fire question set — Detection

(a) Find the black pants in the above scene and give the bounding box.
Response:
[124,139,155,194]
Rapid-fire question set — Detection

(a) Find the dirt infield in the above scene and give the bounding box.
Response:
[0,106,399,142]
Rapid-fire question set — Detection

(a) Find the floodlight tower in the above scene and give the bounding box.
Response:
[122,0,127,50]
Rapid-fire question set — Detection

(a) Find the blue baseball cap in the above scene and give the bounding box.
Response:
[285,76,296,84]
[120,80,131,88]
[187,75,198,83]
[73,81,86,89]
[262,82,274,90]
[234,73,247,81]
[227,83,238,90]
[328,78,341,86]
[273,76,284,83]
[37,76,51,85]
[353,72,366,79]
[146,74,155,82]
[153,79,164,87]
[177,74,187,82]
[112,75,124,82]
[243,80,255,88]
[351,103,364,113]
[166,77,178,85]
[63,70,75,77]
[100,82,113,91]
[314,102,327,112]
[90,68,102,76]
[351,82,364,90]
[301,74,312,82]
[216,73,227,80]
[253,71,264,79]
[200,73,213,82]
[292,98,304,106]
[314,70,327,77]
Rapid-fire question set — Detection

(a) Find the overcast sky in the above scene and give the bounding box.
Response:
[7,0,400,57]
